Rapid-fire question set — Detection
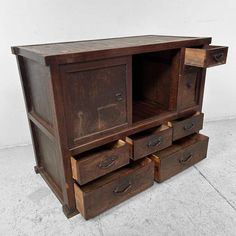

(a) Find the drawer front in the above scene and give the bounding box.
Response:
[71,140,130,185]
[169,112,204,141]
[126,125,172,160]
[185,45,228,68]
[74,158,154,220]
[150,134,209,182]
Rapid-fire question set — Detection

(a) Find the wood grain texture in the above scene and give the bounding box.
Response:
[12,35,228,219]
[132,49,181,122]
[185,45,228,68]
[168,112,204,141]
[71,140,130,185]
[74,158,154,220]
[21,58,53,126]
[60,57,132,148]
[126,125,172,160]
[12,35,212,65]
[150,134,209,182]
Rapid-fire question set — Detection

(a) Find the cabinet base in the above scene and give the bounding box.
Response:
[62,205,79,218]
[34,165,43,174]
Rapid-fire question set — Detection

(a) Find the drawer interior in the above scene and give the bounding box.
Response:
[73,139,126,159]
[126,124,169,142]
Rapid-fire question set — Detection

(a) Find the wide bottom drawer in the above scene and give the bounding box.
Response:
[150,134,209,182]
[74,158,154,220]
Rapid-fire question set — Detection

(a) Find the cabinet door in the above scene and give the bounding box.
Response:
[178,66,203,110]
[60,57,131,147]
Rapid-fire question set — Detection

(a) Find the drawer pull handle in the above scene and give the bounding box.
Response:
[113,182,132,194]
[213,52,224,62]
[183,122,194,131]
[147,136,162,148]
[179,153,193,164]
[115,93,123,101]
[98,156,118,169]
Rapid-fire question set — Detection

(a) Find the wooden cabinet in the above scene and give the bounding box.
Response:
[12,35,228,220]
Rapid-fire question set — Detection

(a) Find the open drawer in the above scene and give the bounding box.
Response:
[185,45,228,68]
[150,133,209,182]
[74,158,154,219]
[71,140,130,185]
[126,125,172,160]
[168,112,204,141]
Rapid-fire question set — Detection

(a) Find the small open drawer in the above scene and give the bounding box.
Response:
[150,133,209,182]
[184,45,228,68]
[168,112,204,141]
[74,158,154,220]
[71,140,130,185]
[126,125,172,160]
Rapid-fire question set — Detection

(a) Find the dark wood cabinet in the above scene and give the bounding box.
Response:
[12,35,228,220]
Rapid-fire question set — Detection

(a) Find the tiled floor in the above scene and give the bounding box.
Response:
[1,119,236,236]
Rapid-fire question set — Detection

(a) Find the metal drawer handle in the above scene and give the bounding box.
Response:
[113,181,132,194]
[115,93,123,101]
[213,52,224,62]
[183,122,195,131]
[147,136,162,148]
[97,156,118,169]
[179,153,193,164]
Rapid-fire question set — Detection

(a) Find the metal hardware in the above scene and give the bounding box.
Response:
[183,122,194,131]
[179,153,193,164]
[147,136,162,148]
[213,52,224,62]
[97,156,118,169]
[115,93,123,101]
[113,181,132,194]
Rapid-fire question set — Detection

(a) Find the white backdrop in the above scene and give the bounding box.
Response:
[1,0,236,148]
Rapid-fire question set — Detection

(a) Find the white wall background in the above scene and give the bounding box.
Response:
[1,0,236,148]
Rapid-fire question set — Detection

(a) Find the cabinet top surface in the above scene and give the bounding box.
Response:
[12,35,211,65]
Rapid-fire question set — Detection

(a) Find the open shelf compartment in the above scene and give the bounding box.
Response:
[132,49,181,123]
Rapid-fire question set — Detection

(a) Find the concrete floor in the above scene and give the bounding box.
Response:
[0,119,236,236]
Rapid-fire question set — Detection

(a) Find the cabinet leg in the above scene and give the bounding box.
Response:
[34,165,43,174]
[62,205,79,218]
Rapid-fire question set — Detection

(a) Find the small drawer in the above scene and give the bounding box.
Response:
[150,133,209,182]
[74,158,154,220]
[168,112,204,141]
[185,45,228,68]
[71,140,130,185]
[126,125,172,160]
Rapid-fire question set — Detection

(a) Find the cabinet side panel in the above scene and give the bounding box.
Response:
[23,58,53,125]
[16,56,64,204]
[31,123,62,193]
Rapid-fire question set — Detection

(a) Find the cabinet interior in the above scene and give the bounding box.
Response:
[132,49,180,123]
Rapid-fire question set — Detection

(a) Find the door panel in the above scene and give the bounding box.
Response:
[179,66,202,110]
[60,57,131,147]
